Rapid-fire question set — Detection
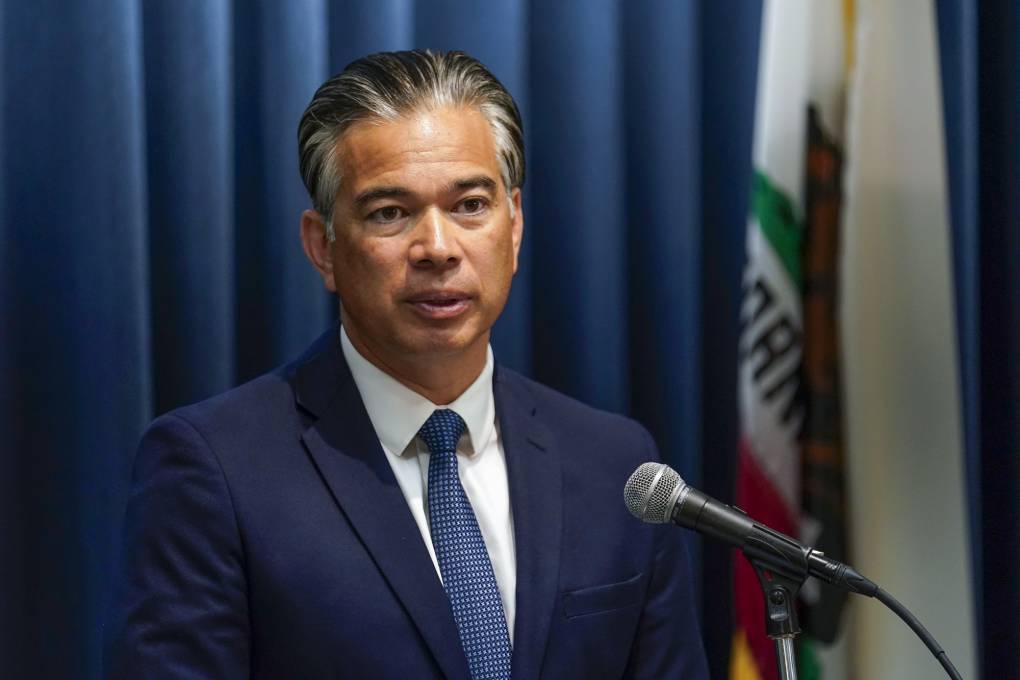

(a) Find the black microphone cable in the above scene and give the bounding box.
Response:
[873,587,962,680]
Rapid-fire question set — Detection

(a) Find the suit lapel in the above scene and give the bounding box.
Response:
[495,368,562,680]
[295,336,470,680]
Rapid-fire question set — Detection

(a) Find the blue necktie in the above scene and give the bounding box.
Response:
[420,409,512,680]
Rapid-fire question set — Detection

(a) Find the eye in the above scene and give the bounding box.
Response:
[367,205,407,223]
[455,197,489,215]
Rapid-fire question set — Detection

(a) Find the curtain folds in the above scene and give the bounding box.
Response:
[937,1,1020,677]
[2,1,759,676]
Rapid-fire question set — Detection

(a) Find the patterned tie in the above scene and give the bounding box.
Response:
[419,409,512,680]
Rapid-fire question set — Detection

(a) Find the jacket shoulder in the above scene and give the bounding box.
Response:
[165,369,295,433]
[159,327,337,435]
[495,365,658,462]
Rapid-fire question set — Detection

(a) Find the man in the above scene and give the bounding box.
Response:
[104,50,708,679]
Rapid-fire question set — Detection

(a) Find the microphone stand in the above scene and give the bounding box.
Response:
[746,555,808,680]
[623,463,964,679]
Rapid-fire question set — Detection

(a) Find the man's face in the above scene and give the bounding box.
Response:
[323,106,523,366]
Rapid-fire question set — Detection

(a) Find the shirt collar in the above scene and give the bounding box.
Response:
[339,325,495,457]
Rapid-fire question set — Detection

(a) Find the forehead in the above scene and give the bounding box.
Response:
[336,106,500,198]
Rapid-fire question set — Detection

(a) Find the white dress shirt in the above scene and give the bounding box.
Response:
[340,327,517,640]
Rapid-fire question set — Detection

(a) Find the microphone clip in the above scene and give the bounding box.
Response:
[747,555,806,640]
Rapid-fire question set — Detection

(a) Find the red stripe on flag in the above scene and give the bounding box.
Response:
[733,437,799,680]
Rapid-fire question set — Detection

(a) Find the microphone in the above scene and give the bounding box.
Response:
[624,462,877,596]
[626,463,964,679]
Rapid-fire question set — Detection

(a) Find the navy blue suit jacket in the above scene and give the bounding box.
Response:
[104,329,708,679]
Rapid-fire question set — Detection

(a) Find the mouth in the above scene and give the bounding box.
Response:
[405,290,473,320]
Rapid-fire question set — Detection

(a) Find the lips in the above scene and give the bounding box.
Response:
[405,290,472,320]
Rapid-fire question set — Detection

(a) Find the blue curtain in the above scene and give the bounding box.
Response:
[698,5,762,678]
[0,1,760,676]
[937,2,1020,677]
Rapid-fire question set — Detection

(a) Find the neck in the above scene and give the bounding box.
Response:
[342,324,488,405]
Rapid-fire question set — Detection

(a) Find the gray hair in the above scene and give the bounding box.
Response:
[298,49,525,240]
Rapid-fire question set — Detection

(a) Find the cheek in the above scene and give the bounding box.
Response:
[334,240,404,296]
[491,229,518,268]
[473,232,516,292]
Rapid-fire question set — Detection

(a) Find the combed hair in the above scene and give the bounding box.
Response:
[298,49,525,239]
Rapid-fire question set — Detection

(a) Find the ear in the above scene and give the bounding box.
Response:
[300,209,337,293]
[510,188,524,274]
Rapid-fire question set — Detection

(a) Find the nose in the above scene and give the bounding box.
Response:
[409,207,462,270]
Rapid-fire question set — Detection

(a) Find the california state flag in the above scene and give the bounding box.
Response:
[730,1,851,679]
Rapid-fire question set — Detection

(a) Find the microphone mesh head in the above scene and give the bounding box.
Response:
[624,462,684,523]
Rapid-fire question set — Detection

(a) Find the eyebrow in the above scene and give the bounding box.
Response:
[352,186,412,209]
[351,175,499,209]
[444,175,498,194]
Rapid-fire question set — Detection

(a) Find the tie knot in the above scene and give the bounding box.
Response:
[418,409,467,455]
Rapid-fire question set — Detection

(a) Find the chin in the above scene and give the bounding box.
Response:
[403,327,486,358]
